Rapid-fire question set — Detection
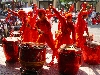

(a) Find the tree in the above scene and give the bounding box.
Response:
[59,0,74,10]
[60,0,74,3]
[59,0,80,10]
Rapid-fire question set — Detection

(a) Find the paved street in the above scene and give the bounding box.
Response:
[0,22,100,75]
[0,15,5,19]
[88,24,100,42]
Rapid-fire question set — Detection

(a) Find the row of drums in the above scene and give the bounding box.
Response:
[2,34,100,75]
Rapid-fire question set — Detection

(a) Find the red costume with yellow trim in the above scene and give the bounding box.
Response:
[51,7,76,49]
[27,10,39,42]
[18,10,30,42]
[75,10,89,49]
[35,9,57,63]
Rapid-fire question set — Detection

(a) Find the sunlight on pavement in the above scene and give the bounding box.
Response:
[53,57,58,64]
[46,53,52,63]
[51,22,58,40]
[43,65,50,70]
[46,53,58,64]
[79,67,97,75]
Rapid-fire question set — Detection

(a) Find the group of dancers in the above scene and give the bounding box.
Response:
[5,2,94,66]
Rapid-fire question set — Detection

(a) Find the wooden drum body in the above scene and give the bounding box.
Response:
[19,42,46,72]
[83,41,100,65]
[2,37,19,63]
[58,44,82,75]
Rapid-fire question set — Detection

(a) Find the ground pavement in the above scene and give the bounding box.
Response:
[0,15,5,19]
[88,24,100,42]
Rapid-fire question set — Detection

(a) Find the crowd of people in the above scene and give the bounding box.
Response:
[0,15,21,43]
[0,2,98,66]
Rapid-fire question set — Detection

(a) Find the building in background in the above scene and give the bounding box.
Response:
[96,0,100,12]
[0,0,100,12]
[22,0,57,9]
[76,0,99,12]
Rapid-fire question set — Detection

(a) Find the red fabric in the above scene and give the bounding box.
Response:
[27,12,39,42]
[97,19,100,24]
[19,14,30,42]
[92,18,97,25]
[81,11,88,16]
[2,40,19,62]
[36,18,57,57]
[83,44,100,65]
[46,9,55,22]
[58,49,82,75]
[38,9,46,15]
[88,6,93,15]
[47,14,55,20]
[27,11,33,17]
[5,13,11,22]
[58,22,61,30]
[32,3,38,12]
[18,10,35,42]
[36,19,51,34]
[68,4,74,12]
[52,8,76,49]
[81,2,87,11]
[75,12,88,48]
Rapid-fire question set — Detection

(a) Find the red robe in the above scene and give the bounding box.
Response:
[27,11,39,42]
[36,18,57,57]
[52,8,76,49]
[75,12,88,48]
[20,17,30,42]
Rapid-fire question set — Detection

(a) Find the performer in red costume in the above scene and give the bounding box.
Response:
[75,10,89,49]
[7,9,29,42]
[26,7,39,42]
[17,10,31,42]
[49,5,76,50]
[7,4,39,42]
[46,9,55,23]
[32,3,37,13]
[35,9,57,66]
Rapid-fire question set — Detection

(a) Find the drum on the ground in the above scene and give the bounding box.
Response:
[83,41,100,65]
[2,37,19,63]
[19,42,46,74]
[58,44,82,75]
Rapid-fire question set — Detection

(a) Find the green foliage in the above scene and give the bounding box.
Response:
[60,0,74,3]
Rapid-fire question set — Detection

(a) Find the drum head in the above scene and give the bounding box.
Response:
[6,37,19,42]
[59,44,81,53]
[20,42,46,49]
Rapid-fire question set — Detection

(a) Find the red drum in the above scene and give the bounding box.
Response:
[19,42,46,73]
[83,41,100,65]
[58,44,82,75]
[2,37,19,63]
